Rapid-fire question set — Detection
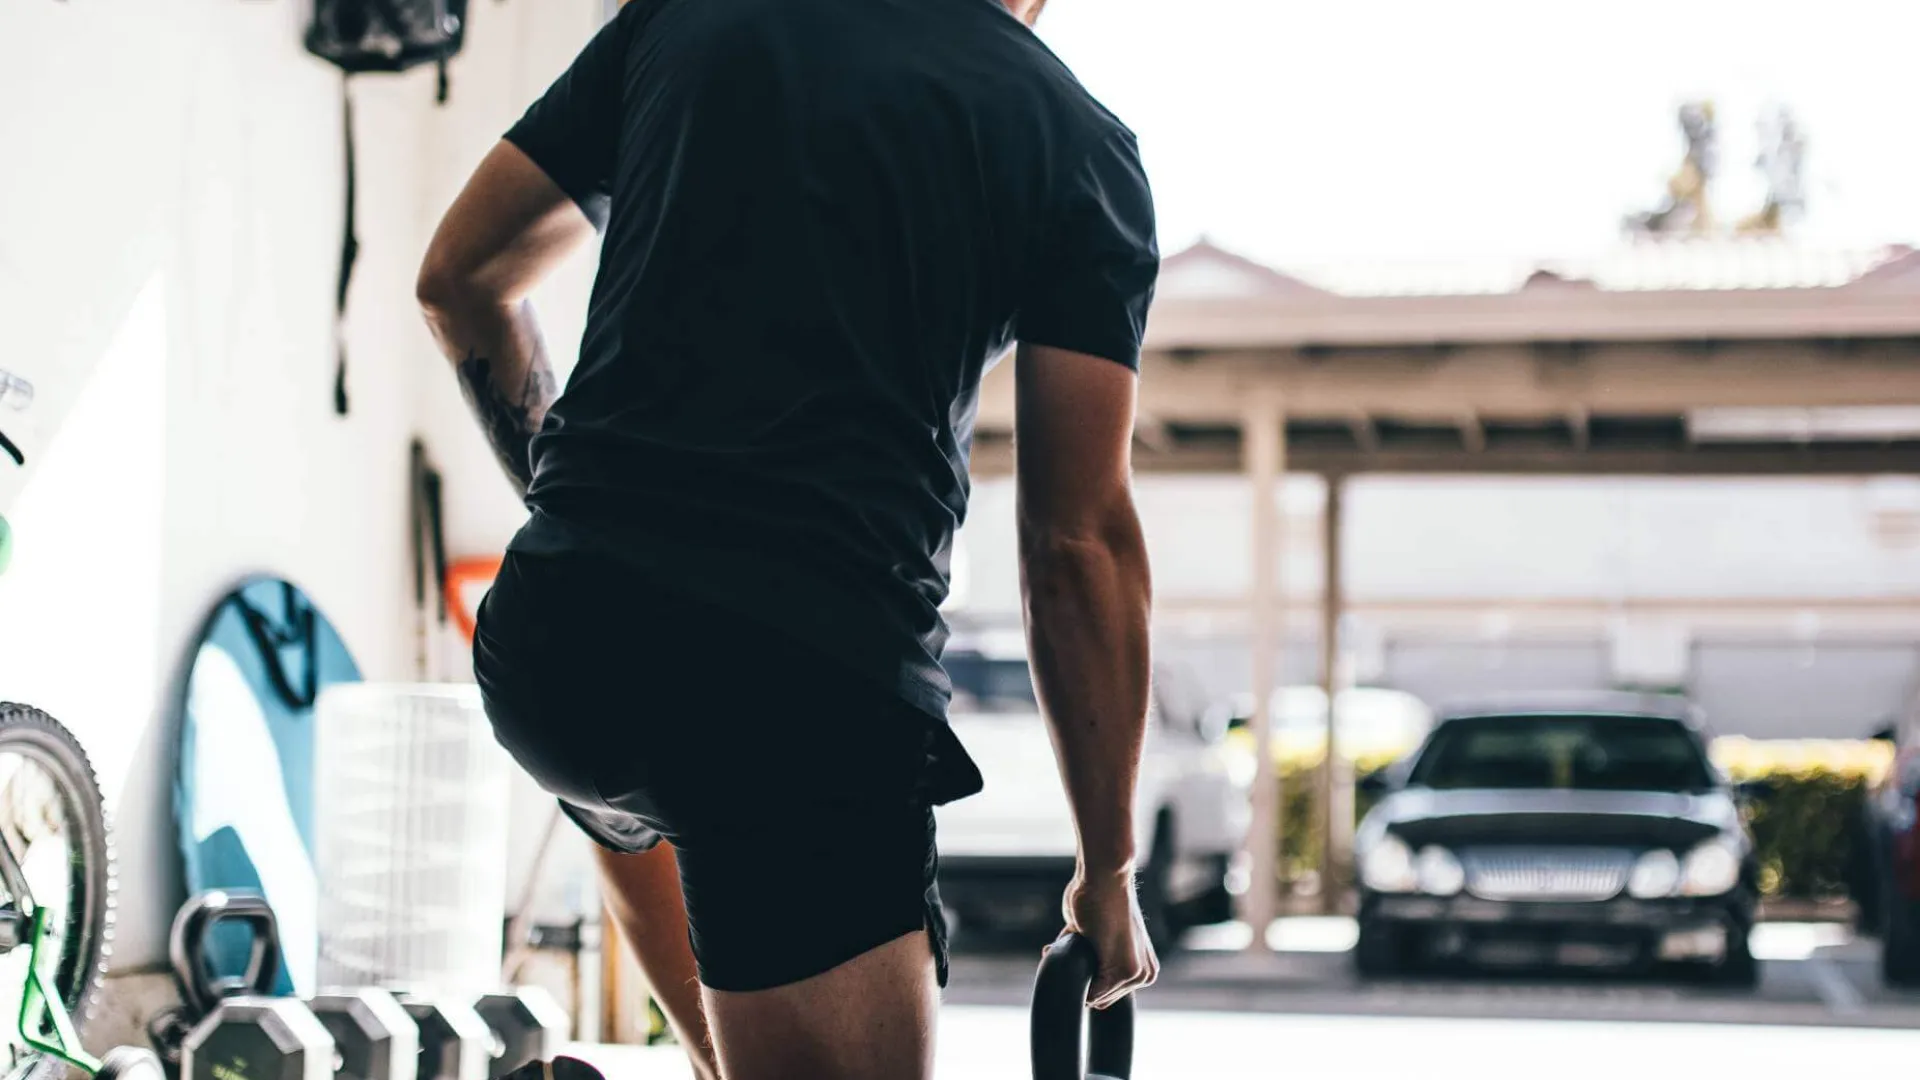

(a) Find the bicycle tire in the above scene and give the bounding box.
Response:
[0,704,114,1080]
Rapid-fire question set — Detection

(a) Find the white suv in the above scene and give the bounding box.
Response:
[934,631,1250,949]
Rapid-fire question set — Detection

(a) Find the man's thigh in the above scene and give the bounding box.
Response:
[702,930,939,1080]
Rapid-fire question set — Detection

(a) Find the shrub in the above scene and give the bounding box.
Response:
[1712,738,1889,900]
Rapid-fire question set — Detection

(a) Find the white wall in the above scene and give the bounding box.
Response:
[0,0,463,987]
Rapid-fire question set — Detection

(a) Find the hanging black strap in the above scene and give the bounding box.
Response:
[334,79,359,417]
[409,442,429,611]
[233,582,321,711]
[408,440,450,626]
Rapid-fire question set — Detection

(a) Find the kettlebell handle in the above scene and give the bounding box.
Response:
[1031,932,1133,1080]
[169,890,282,1016]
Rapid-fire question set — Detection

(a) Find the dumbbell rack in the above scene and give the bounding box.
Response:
[157,891,572,1080]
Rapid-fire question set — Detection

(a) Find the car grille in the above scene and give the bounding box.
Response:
[1462,848,1633,902]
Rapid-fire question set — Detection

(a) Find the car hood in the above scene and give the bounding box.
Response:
[1370,788,1743,850]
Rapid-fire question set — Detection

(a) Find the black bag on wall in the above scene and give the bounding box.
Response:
[305,0,470,76]
[304,0,475,416]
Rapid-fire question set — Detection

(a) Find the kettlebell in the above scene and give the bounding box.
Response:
[171,890,283,1016]
[1030,933,1133,1080]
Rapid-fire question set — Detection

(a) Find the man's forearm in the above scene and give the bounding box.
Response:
[1021,503,1154,874]
[422,295,558,497]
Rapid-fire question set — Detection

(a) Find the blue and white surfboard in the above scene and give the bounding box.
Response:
[175,578,360,997]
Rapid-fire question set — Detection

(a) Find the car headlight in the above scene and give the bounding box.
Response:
[1414,846,1465,897]
[1360,833,1417,893]
[1627,849,1681,899]
[1678,839,1742,897]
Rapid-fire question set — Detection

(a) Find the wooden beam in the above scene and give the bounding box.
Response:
[1242,394,1285,949]
[1317,477,1347,913]
[969,436,1920,478]
[1458,410,1487,453]
[1568,406,1592,450]
[1346,411,1380,453]
[1142,288,1920,351]
[974,338,1920,429]
[1133,412,1173,453]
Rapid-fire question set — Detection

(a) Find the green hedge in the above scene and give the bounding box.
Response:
[1269,740,1887,902]
[1715,740,1885,900]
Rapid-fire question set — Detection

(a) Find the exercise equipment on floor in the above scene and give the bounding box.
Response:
[158,890,333,1080]
[184,999,334,1080]
[156,891,572,1080]
[384,990,490,1080]
[473,991,569,1079]
[1030,933,1133,1080]
[310,990,418,1080]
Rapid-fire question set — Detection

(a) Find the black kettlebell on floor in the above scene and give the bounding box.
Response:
[150,890,284,1075]
[1031,933,1133,1080]
[172,890,283,1014]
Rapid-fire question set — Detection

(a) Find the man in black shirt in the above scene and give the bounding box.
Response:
[418,1,1158,1076]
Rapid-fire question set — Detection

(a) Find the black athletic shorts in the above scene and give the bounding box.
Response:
[473,549,951,992]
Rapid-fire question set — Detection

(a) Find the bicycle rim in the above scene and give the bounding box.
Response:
[0,705,114,1080]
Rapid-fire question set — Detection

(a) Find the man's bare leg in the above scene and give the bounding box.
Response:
[702,930,938,1080]
[595,845,721,1080]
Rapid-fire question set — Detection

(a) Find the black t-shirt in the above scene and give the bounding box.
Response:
[504,0,1157,741]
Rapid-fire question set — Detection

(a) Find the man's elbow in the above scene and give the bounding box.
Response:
[415,242,519,325]
[1019,502,1144,570]
[415,251,477,321]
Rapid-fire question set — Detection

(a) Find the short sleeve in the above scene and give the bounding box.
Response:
[1018,129,1160,370]
[502,7,637,232]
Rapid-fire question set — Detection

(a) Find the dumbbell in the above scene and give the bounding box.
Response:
[387,985,569,1080]
[473,988,569,1078]
[184,998,336,1080]
[386,988,492,1080]
[311,988,420,1080]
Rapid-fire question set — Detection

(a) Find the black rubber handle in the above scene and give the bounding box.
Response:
[170,890,282,1016]
[1031,932,1134,1080]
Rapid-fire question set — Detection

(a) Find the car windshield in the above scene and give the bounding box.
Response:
[945,651,1038,712]
[1408,714,1716,793]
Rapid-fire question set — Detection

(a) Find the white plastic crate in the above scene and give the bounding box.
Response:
[315,683,511,998]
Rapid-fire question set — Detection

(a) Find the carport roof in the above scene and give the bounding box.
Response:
[971,238,1920,476]
[1144,239,1920,349]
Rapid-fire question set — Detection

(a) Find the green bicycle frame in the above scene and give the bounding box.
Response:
[17,905,98,1076]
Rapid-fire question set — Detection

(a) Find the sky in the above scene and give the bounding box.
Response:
[1034,0,1920,269]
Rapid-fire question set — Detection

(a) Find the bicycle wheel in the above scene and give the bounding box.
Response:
[0,705,114,1080]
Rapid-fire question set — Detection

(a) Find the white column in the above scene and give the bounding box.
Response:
[1241,395,1285,947]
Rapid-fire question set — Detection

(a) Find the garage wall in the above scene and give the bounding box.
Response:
[1689,640,1920,739]
[1379,638,1615,712]
[0,0,612,985]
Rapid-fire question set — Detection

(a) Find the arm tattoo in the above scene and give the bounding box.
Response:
[456,351,557,497]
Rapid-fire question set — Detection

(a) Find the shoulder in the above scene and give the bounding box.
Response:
[996,28,1140,166]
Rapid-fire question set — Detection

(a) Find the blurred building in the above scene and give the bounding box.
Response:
[955,238,1920,741]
